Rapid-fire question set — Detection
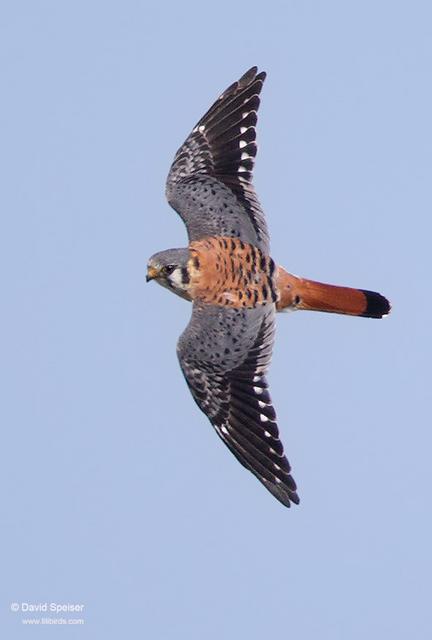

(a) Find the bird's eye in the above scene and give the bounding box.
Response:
[164,264,176,275]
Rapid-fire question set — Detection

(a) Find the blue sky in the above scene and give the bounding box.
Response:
[1,1,431,638]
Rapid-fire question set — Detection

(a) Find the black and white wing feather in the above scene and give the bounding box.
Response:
[177,302,299,507]
[166,67,270,253]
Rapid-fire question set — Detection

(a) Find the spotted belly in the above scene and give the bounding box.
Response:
[188,236,278,308]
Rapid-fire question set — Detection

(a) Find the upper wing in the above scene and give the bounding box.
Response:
[166,67,270,253]
[177,301,299,507]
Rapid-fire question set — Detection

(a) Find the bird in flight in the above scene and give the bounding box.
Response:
[146,67,390,507]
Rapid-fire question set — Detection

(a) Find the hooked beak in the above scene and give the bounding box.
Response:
[146,265,160,282]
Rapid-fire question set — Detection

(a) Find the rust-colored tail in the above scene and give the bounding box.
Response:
[276,267,391,318]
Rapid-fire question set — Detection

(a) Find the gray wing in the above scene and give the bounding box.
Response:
[166,67,270,253]
[177,301,299,507]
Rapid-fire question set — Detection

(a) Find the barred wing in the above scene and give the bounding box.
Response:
[177,302,299,507]
[166,67,270,253]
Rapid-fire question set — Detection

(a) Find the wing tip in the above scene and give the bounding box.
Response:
[263,478,300,508]
[239,66,267,85]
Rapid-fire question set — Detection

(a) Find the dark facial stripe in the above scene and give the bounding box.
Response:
[181,267,190,285]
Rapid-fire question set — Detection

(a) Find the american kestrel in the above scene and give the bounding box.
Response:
[147,67,390,507]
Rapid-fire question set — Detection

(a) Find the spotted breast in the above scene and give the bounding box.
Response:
[188,237,278,308]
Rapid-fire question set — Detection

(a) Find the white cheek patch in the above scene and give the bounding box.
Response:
[169,268,188,290]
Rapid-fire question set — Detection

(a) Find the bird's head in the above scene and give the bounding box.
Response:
[146,248,192,301]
